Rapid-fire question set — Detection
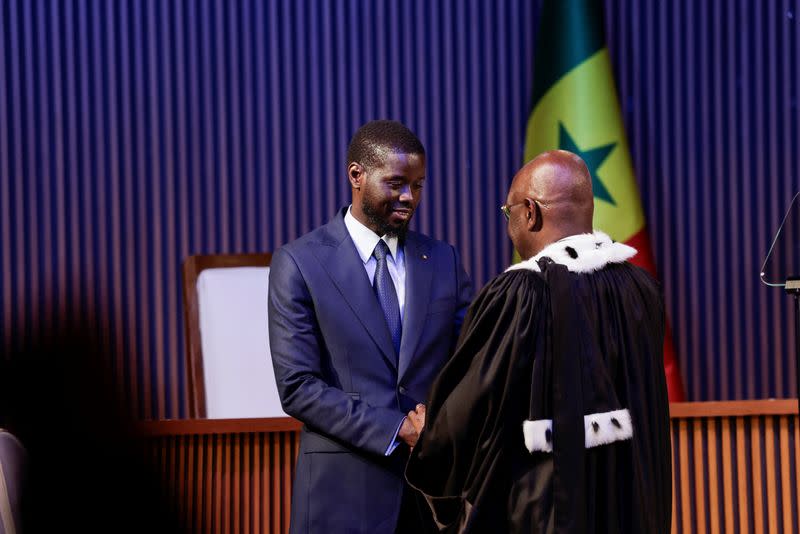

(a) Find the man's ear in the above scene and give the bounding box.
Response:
[348,162,364,190]
[525,198,539,231]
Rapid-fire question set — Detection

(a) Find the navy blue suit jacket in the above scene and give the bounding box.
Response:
[268,208,473,533]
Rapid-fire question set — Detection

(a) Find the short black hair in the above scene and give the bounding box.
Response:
[347,120,425,168]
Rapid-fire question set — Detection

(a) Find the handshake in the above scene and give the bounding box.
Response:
[398,403,426,448]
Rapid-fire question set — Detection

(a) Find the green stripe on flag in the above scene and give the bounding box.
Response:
[530,0,606,107]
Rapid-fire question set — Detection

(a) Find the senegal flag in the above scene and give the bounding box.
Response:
[523,0,686,401]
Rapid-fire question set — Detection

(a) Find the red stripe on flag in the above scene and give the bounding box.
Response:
[624,228,658,275]
[625,228,687,401]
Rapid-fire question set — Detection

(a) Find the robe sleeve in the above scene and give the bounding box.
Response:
[405,270,547,531]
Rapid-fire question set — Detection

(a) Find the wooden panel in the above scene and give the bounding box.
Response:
[143,429,299,534]
[670,411,800,534]
[140,401,800,533]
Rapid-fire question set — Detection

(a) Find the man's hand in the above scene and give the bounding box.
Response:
[398,416,419,448]
[399,404,426,448]
[407,404,426,435]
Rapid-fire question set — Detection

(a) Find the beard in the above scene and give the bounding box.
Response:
[361,197,411,240]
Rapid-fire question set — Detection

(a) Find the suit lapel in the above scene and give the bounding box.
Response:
[398,234,434,379]
[314,212,398,370]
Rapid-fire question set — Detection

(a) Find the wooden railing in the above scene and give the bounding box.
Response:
[138,400,799,534]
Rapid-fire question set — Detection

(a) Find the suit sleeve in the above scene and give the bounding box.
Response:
[268,247,406,457]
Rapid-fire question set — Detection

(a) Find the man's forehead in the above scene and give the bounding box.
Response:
[381,150,423,164]
[371,150,425,173]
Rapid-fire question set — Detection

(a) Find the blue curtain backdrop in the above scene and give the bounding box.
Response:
[1,0,798,419]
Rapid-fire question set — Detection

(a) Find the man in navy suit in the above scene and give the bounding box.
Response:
[269,120,473,533]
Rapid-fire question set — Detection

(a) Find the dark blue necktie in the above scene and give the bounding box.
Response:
[372,240,402,357]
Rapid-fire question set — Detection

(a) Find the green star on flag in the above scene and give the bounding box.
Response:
[558,123,616,205]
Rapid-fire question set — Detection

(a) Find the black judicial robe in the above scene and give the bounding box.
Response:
[406,233,671,534]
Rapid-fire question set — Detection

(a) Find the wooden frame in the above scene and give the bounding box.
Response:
[182,253,273,418]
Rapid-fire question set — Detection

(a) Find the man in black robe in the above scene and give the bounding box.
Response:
[405,150,671,533]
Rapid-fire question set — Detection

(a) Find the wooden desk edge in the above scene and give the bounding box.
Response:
[135,400,799,436]
[137,416,302,436]
[669,399,797,418]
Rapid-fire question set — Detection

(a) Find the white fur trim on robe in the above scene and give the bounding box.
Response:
[522,408,633,454]
[506,231,636,274]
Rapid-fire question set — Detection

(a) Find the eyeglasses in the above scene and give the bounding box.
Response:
[500,197,549,221]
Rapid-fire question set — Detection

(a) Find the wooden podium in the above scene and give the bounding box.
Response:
[139,400,798,533]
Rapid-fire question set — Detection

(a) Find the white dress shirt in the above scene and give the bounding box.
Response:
[344,207,407,320]
[344,206,408,455]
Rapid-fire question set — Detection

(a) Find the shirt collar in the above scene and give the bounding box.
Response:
[344,206,399,264]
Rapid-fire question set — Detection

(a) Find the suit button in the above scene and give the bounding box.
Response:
[399,386,407,394]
